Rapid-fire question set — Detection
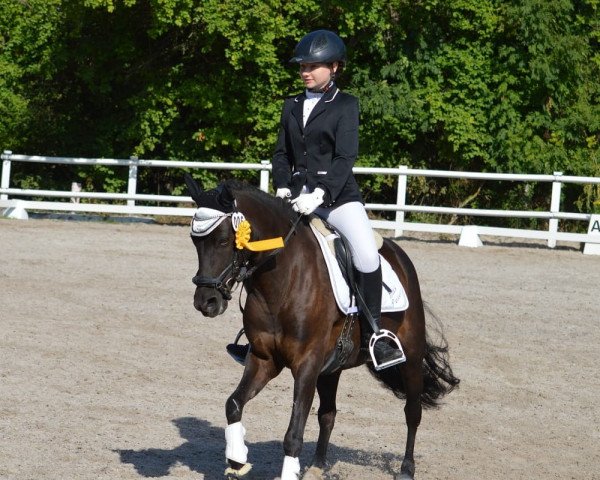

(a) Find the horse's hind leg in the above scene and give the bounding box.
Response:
[224,355,281,477]
[397,363,423,480]
[310,371,342,471]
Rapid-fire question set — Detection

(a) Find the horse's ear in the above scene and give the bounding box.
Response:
[184,173,204,207]
[184,173,235,213]
[217,182,235,211]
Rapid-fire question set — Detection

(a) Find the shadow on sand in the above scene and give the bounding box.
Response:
[116,417,402,479]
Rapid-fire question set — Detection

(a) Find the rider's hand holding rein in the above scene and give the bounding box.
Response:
[276,188,292,199]
[291,188,324,215]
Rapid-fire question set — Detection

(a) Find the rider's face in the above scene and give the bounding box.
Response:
[299,62,338,90]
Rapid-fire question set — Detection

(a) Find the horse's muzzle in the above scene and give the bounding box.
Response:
[194,287,229,317]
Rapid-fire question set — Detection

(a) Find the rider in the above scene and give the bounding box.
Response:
[228,29,404,368]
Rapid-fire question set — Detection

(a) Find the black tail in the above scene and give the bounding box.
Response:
[420,317,460,407]
[366,303,460,408]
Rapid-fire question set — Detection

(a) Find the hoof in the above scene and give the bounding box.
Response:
[302,466,324,479]
[394,473,413,480]
[224,462,253,479]
[397,457,415,480]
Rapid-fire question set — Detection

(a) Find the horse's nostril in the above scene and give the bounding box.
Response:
[193,291,223,317]
[206,297,218,309]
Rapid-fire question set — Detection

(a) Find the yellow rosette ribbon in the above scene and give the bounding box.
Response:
[235,220,284,251]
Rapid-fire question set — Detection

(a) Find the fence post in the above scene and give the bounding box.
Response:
[1,150,12,201]
[394,165,408,237]
[128,156,138,207]
[260,160,270,193]
[548,171,563,248]
[70,182,82,204]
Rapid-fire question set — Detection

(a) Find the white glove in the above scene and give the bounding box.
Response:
[291,188,325,215]
[275,188,291,199]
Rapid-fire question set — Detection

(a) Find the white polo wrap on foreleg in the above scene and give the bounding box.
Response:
[225,422,248,464]
[281,455,301,480]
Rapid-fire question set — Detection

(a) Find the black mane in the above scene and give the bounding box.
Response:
[223,179,298,224]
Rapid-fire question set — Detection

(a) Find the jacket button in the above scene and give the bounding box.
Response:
[303,151,307,156]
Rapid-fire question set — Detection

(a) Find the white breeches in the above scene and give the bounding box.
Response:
[315,201,380,273]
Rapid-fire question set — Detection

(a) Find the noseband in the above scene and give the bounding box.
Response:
[191,251,246,301]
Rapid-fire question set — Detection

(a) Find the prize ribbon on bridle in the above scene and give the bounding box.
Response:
[232,214,284,252]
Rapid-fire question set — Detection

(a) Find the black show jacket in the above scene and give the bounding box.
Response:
[272,85,363,208]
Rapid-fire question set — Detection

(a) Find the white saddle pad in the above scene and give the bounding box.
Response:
[309,222,409,315]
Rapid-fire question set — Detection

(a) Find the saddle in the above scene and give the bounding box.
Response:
[309,218,408,375]
[308,218,408,315]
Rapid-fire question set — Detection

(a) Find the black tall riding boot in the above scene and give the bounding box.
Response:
[355,266,404,367]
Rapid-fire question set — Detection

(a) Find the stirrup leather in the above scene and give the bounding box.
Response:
[369,329,406,371]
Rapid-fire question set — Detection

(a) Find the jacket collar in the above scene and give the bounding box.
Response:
[291,84,340,130]
[293,84,339,103]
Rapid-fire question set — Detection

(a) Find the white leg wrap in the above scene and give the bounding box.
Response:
[225,422,248,464]
[281,455,301,480]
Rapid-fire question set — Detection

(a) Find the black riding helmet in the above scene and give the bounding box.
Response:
[289,30,346,65]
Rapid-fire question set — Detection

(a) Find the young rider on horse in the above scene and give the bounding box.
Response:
[229,29,404,368]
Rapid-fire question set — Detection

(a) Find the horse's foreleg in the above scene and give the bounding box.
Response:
[311,371,341,470]
[280,362,321,480]
[397,363,423,480]
[224,355,280,477]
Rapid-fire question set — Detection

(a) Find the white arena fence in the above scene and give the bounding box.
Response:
[1,150,600,254]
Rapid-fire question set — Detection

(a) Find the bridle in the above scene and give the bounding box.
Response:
[192,213,302,300]
[192,261,237,300]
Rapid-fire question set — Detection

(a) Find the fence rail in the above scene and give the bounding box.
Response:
[2,150,600,253]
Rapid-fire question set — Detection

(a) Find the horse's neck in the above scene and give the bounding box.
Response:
[238,195,289,238]
[252,221,316,281]
[235,190,320,273]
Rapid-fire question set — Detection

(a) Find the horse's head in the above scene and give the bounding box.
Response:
[185,174,238,317]
[190,213,236,316]
[184,174,289,318]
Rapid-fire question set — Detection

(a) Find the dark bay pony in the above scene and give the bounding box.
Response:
[185,177,459,480]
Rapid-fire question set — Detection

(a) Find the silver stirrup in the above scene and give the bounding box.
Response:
[369,329,407,371]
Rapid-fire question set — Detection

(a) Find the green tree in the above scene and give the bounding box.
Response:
[0,0,62,151]
[0,0,597,221]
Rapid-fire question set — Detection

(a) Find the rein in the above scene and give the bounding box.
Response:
[193,213,303,300]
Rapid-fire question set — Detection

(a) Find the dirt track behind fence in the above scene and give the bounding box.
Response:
[1,218,599,480]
